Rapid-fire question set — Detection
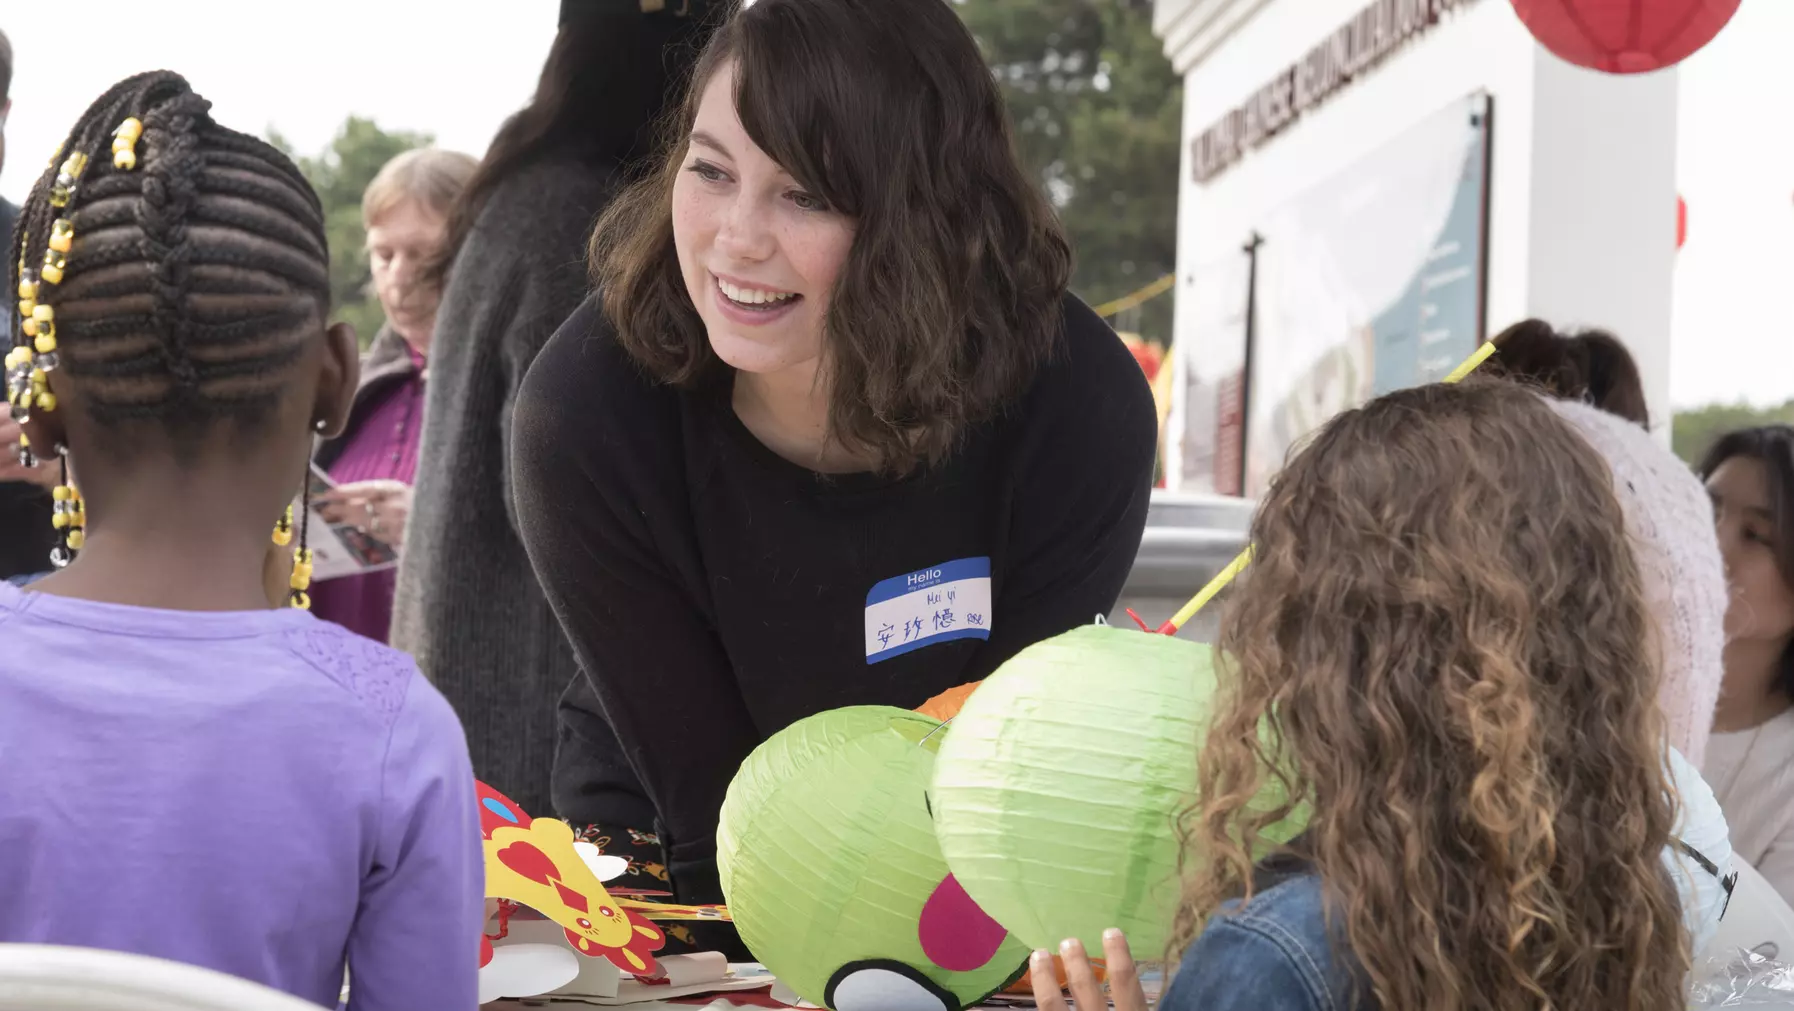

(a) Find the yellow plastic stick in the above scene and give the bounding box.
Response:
[1158,340,1500,633]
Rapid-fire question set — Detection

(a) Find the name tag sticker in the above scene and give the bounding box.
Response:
[865,557,993,664]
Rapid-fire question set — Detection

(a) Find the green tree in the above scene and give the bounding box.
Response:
[269,117,434,347]
[957,0,1182,344]
[1672,400,1794,464]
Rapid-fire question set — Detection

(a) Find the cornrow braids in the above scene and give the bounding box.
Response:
[8,71,330,439]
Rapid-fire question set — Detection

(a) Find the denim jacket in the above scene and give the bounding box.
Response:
[1159,861,1367,1011]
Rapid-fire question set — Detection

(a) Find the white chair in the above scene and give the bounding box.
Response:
[1702,860,1794,964]
[0,945,323,1011]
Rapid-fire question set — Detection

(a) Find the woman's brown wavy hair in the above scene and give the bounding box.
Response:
[1177,381,1688,1010]
[589,0,1071,476]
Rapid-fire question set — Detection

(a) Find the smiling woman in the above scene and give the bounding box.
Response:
[509,0,1159,956]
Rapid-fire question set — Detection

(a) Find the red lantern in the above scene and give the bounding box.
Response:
[1509,0,1740,75]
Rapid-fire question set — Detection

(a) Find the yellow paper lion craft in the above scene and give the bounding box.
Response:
[478,782,675,973]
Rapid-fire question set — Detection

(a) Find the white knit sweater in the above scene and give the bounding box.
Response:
[1545,399,1730,764]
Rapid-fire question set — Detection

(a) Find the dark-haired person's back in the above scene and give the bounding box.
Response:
[390,150,614,812]
[390,1,715,821]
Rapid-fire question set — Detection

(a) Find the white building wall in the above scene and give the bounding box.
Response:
[1156,0,1678,434]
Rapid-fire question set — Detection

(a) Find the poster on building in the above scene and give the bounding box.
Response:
[1166,250,1254,495]
[1243,92,1490,497]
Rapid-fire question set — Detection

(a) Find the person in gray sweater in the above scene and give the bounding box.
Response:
[391,0,715,820]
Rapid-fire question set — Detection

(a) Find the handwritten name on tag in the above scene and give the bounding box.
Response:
[865,557,993,664]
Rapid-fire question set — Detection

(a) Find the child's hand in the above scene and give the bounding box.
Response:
[316,479,412,542]
[1031,930,1148,1011]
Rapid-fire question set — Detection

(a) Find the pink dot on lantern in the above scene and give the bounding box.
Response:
[1509,0,1741,75]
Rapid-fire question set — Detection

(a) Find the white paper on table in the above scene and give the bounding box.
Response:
[480,943,582,1004]
[495,919,622,997]
[563,967,776,1005]
[494,921,774,1004]
[637,952,728,987]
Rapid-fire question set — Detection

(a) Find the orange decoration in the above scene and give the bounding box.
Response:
[916,681,981,722]
[1000,955,1107,996]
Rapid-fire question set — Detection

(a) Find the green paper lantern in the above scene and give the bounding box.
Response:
[717,706,1029,1011]
[930,625,1307,955]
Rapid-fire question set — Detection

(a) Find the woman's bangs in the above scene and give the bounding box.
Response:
[731,19,865,217]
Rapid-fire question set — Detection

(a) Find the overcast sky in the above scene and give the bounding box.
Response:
[2,1,558,200]
[2,0,1788,408]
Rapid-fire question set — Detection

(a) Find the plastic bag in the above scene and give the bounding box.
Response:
[1689,948,1794,1007]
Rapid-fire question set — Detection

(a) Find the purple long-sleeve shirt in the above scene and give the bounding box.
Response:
[0,581,484,1009]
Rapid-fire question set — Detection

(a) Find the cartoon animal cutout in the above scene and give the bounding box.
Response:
[478,782,667,973]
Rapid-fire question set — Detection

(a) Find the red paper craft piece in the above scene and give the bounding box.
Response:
[498,841,561,885]
[917,873,1011,972]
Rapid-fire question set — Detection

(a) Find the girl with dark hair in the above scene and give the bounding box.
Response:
[1700,425,1794,905]
[1,73,481,1007]
[391,0,716,820]
[1485,317,1651,426]
[513,0,1156,917]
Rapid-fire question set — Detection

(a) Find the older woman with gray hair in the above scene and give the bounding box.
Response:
[309,147,478,642]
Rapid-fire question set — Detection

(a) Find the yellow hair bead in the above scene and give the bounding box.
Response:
[52,485,71,502]
[48,220,74,254]
[34,333,57,355]
[31,304,52,324]
[61,152,89,178]
[22,318,38,338]
[52,511,69,529]
[40,253,65,285]
[113,119,143,171]
[34,392,56,412]
[17,277,37,300]
[18,298,34,319]
[272,505,295,546]
[289,539,316,609]
[65,530,85,551]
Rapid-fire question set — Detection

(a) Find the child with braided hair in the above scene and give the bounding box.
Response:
[0,72,482,1008]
